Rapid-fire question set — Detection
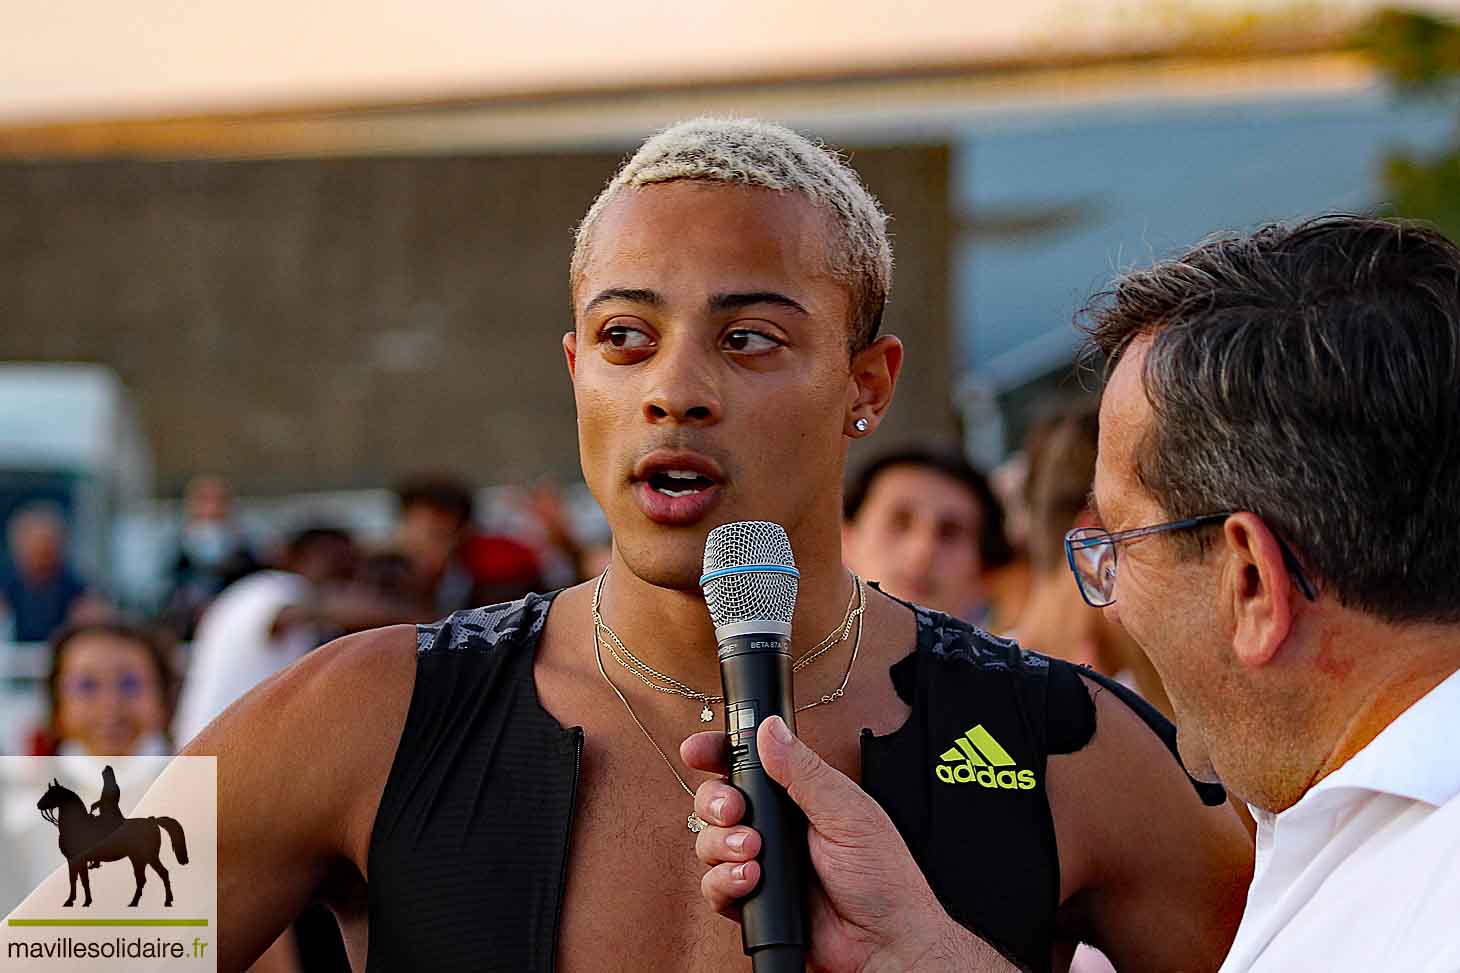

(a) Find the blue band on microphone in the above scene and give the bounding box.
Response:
[698,564,801,586]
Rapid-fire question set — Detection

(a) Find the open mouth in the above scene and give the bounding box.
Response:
[647,469,718,497]
[631,451,726,525]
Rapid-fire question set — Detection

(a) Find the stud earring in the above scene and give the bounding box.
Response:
[854,418,870,433]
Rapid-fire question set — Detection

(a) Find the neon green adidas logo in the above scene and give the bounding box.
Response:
[935,725,1036,789]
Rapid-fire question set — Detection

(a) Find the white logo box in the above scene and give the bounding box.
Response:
[0,756,217,971]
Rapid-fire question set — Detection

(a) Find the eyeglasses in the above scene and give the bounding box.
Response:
[1064,512,1318,608]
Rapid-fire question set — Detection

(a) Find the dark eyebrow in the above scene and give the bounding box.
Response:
[708,291,809,316]
[583,288,663,315]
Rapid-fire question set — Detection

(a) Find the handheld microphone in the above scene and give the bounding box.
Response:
[700,521,808,973]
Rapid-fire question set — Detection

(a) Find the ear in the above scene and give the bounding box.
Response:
[1220,512,1296,669]
[562,330,578,381]
[846,335,904,435]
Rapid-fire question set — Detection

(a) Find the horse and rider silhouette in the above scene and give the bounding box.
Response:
[36,766,189,908]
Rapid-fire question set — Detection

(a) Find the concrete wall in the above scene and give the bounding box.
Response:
[0,146,952,496]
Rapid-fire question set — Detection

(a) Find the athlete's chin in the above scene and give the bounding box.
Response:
[614,533,714,592]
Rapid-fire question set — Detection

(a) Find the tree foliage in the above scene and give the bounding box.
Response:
[1361,9,1460,240]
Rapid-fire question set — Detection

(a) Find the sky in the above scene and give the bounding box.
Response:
[5,0,1452,124]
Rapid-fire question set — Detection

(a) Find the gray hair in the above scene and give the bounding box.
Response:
[571,117,893,352]
[1081,215,1460,624]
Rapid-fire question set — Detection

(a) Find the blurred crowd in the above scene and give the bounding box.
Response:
[3,393,1173,769]
[0,392,1276,973]
[1,393,1176,972]
[4,472,611,762]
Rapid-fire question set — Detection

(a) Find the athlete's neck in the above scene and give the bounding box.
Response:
[593,529,857,692]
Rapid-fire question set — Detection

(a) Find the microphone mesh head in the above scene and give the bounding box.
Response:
[701,521,798,628]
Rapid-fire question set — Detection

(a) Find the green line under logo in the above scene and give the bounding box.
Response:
[7,919,209,927]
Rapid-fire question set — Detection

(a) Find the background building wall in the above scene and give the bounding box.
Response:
[0,145,952,496]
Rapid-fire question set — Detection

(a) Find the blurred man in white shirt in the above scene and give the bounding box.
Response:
[173,528,358,745]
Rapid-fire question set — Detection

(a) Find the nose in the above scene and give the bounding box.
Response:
[643,340,722,426]
[898,523,938,580]
[96,685,130,712]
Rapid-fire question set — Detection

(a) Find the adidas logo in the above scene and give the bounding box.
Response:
[935,725,1036,789]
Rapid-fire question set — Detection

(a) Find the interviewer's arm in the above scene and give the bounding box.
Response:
[684,717,1018,973]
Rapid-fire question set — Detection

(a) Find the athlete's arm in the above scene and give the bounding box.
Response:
[179,625,418,972]
[1048,677,1253,972]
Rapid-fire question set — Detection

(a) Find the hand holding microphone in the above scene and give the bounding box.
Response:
[682,719,1017,973]
[697,522,1013,973]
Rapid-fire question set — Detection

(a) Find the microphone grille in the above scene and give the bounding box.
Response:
[701,521,798,628]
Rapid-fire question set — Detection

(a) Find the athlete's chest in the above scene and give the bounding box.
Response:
[552,723,864,973]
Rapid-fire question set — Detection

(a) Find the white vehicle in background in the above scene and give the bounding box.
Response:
[0,363,152,752]
[0,363,152,596]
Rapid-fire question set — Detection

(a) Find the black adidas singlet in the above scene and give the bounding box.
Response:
[366,590,1220,973]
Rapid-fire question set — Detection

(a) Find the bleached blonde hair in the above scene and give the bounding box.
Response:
[571,117,893,351]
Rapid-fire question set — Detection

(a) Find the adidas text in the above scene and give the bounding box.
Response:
[935,764,1036,789]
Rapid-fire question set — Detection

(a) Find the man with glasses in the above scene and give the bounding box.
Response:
[701,215,1460,971]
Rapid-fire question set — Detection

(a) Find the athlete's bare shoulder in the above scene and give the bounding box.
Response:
[1047,674,1252,971]
[181,623,418,971]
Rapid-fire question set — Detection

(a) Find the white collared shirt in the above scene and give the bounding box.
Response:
[1220,668,1460,972]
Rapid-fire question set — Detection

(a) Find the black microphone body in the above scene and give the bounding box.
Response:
[717,630,808,973]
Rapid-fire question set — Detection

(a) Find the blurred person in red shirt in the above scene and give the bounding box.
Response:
[393,474,545,613]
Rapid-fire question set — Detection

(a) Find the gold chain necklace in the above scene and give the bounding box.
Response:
[593,631,709,833]
[590,571,866,832]
[593,570,865,721]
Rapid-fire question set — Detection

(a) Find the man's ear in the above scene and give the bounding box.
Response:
[847,335,904,434]
[1221,512,1295,669]
[562,330,578,381]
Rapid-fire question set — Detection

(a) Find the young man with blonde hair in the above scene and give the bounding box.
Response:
[188,118,1250,972]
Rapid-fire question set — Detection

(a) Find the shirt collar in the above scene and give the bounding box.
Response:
[1306,667,1460,808]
